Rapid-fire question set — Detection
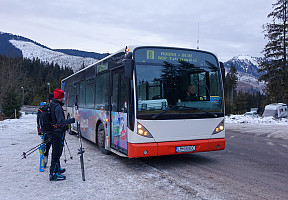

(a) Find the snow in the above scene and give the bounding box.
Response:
[225,114,288,125]
[1,113,287,199]
[235,54,260,68]
[9,40,98,72]
[237,71,266,91]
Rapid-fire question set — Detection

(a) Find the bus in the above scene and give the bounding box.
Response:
[62,46,225,158]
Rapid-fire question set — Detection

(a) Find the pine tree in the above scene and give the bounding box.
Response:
[260,0,288,104]
[234,91,248,114]
[224,65,238,115]
[2,88,22,118]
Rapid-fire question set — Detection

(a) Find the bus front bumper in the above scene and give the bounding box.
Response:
[127,138,225,158]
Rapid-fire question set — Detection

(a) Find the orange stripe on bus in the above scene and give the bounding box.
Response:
[127,138,225,158]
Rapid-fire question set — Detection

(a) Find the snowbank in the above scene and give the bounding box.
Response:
[225,114,288,125]
[225,114,288,140]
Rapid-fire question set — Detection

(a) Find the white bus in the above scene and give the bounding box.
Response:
[62,46,225,158]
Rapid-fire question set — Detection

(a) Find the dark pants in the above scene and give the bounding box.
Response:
[43,133,51,157]
[48,131,65,174]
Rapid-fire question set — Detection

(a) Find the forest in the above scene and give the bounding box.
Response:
[0,55,73,118]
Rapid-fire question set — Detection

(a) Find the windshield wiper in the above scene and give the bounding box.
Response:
[197,109,218,118]
[151,105,217,119]
[152,105,186,119]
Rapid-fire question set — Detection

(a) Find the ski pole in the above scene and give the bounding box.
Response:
[64,138,73,160]
[22,139,50,159]
[22,146,40,159]
[63,144,67,163]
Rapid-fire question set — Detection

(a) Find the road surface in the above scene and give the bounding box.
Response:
[139,124,288,199]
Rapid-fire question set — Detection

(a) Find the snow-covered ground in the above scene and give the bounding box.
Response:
[1,113,287,200]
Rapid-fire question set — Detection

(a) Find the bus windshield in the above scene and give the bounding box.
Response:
[135,47,224,119]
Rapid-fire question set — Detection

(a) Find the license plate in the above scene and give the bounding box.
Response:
[175,145,195,153]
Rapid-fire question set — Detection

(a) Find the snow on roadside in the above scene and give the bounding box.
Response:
[225,115,288,140]
[225,114,288,125]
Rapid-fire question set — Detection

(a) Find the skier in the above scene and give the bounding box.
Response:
[43,93,53,167]
[49,88,80,181]
[37,101,47,172]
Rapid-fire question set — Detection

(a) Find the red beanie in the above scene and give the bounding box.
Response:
[54,88,64,99]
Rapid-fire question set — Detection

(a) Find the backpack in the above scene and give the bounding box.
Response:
[37,102,53,135]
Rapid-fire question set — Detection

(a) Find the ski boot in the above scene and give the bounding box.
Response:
[49,173,66,181]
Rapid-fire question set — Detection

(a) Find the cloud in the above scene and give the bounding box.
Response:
[0,0,274,60]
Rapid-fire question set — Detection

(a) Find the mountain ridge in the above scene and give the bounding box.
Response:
[0,31,265,93]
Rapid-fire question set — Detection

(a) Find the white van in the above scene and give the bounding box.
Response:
[263,103,288,119]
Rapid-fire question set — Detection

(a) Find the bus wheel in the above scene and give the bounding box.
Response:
[97,123,110,155]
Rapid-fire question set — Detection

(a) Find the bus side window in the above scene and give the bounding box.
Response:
[86,79,95,108]
[120,72,129,113]
[95,72,109,110]
[111,72,119,112]
[79,80,85,108]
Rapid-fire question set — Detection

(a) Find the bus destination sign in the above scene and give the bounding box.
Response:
[134,48,217,67]
[146,50,197,63]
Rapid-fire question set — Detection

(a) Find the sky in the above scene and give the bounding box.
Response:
[0,0,275,61]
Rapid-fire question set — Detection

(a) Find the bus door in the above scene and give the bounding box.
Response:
[110,68,128,155]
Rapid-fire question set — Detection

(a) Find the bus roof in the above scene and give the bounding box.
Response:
[62,46,126,82]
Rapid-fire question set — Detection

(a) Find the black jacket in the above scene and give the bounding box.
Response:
[51,98,75,132]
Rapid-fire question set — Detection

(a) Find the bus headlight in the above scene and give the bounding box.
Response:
[213,121,224,135]
[137,122,153,138]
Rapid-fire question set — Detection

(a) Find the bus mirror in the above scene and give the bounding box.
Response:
[220,62,225,83]
[124,59,133,80]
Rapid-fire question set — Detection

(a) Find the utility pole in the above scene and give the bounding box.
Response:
[197,21,200,50]
[21,87,24,106]
[47,82,51,94]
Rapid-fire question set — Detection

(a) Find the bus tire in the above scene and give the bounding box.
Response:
[97,123,110,155]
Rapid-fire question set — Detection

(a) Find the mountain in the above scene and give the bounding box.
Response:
[0,32,108,72]
[1,31,265,93]
[223,55,265,93]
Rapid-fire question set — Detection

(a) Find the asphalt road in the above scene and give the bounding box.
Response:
[138,125,288,199]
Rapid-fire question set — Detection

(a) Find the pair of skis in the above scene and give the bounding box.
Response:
[39,135,46,172]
